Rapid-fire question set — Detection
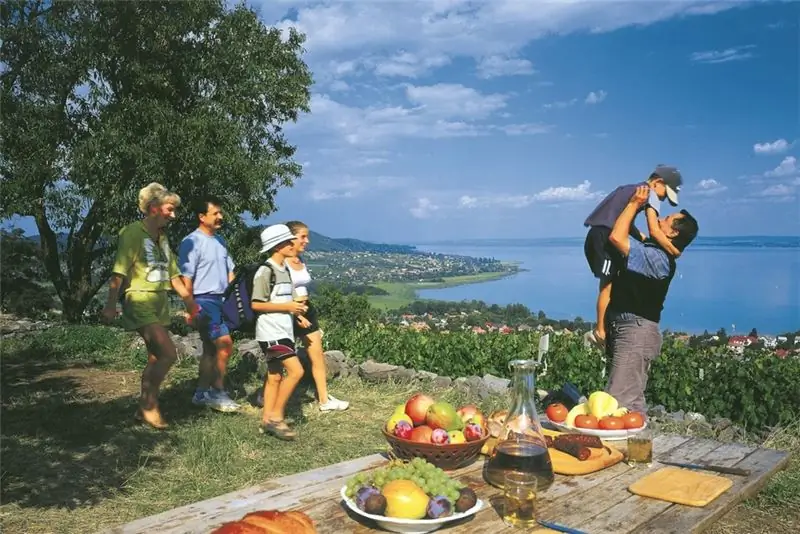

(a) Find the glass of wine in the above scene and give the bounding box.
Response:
[627,427,653,467]
[503,471,538,528]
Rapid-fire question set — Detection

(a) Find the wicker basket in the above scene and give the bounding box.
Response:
[382,429,489,470]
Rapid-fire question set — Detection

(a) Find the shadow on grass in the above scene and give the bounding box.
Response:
[1,351,207,511]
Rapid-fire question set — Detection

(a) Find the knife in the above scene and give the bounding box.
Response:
[537,519,588,534]
[658,460,751,476]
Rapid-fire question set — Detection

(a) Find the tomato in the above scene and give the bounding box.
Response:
[598,416,625,430]
[574,415,599,429]
[545,403,568,423]
[622,412,645,429]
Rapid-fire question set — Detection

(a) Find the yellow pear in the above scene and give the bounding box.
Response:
[382,480,429,519]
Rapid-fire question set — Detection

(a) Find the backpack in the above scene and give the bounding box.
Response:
[221,262,276,333]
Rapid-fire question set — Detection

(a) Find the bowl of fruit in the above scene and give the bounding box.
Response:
[545,391,647,441]
[383,394,490,470]
[341,458,483,534]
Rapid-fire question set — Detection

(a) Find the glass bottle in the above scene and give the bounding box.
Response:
[485,359,554,490]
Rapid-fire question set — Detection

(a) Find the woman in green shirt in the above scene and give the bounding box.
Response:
[102,182,199,429]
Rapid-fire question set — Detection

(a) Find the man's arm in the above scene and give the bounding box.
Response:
[177,237,197,294]
[609,185,650,257]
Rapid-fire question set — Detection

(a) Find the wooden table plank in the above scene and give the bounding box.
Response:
[104,454,389,534]
[633,446,791,534]
[106,433,790,534]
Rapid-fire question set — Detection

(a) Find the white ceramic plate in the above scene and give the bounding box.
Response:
[549,421,648,441]
[339,486,483,534]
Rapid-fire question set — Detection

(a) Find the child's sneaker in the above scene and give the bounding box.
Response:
[319,395,350,412]
[192,388,240,412]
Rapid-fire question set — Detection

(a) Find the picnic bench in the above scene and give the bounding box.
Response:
[106,433,789,534]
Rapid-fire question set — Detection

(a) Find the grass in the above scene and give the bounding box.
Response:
[367,271,516,310]
[1,324,797,534]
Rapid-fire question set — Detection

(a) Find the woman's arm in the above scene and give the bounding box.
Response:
[252,300,307,315]
[170,276,200,317]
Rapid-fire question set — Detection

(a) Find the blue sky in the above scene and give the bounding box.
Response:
[6,1,799,243]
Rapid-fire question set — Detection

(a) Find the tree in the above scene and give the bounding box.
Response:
[1,0,312,321]
[0,228,57,316]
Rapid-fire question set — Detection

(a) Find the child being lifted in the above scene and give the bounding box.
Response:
[583,165,683,349]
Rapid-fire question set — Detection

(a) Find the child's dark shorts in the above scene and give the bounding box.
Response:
[259,339,297,362]
[584,226,620,284]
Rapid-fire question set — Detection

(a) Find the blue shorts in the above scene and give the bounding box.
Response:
[195,295,230,341]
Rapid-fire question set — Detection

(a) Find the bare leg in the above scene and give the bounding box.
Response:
[196,337,216,391]
[305,331,329,404]
[261,360,283,425]
[596,280,612,341]
[211,335,233,390]
[269,356,304,422]
[137,323,178,428]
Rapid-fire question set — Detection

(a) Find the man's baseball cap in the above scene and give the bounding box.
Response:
[652,165,683,206]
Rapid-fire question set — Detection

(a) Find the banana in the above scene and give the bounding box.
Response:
[612,407,629,417]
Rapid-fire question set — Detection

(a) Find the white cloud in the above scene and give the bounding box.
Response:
[533,180,603,202]
[275,1,742,78]
[696,178,728,195]
[410,197,440,219]
[543,98,577,110]
[329,80,350,92]
[298,83,521,145]
[585,90,607,105]
[476,55,536,79]
[753,138,792,155]
[310,175,406,201]
[690,45,756,64]
[760,184,794,197]
[765,156,798,178]
[457,180,603,208]
[405,83,507,119]
[374,52,451,78]
[495,123,553,136]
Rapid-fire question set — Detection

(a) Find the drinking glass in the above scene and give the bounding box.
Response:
[627,427,653,467]
[502,471,537,528]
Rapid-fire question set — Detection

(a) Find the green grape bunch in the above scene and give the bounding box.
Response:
[344,457,465,507]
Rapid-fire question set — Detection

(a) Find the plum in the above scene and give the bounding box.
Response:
[355,486,381,511]
[455,487,477,513]
[426,495,453,519]
[431,428,450,445]
[364,493,388,516]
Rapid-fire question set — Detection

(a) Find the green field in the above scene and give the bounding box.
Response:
[367,270,515,310]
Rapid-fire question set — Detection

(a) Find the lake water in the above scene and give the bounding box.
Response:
[415,237,800,335]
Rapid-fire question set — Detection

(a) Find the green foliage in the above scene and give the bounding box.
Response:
[0,229,57,317]
[1,0,312,320]
[322,316,800,431]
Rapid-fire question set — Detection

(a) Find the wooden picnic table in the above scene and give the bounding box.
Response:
[107,433,789,534]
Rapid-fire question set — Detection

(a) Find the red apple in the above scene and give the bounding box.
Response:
[405,394,435,426]
[394,421,413,440]
[410,425,433,443]
[431,428,450,445]
[464,422,484,442]
[457,405,480,424]
[467,413,487,431]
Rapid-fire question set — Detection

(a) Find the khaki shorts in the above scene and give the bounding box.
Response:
[122,291,171,331]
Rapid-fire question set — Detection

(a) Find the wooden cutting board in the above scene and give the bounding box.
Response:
[480,429,624,476]
[628,466,733,507]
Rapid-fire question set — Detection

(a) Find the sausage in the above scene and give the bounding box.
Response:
[545,435,554,448]
[553,441,591,461]
[555,434,603,449]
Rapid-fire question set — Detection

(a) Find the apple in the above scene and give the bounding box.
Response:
[405,394,435,426]
[431,428,450,445]
[394,420,413,440]
[410,425,433,443]
[456,404,480,423]
[467,413,487,431]
[464,422,484,442]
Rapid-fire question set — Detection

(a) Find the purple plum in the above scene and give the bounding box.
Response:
[426,495,453,519]
[355,486,381,511]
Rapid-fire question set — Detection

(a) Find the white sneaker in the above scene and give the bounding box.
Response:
[192,388,240,413]
[319,395,349,412]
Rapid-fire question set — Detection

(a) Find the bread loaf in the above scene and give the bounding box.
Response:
[211,510,317,534]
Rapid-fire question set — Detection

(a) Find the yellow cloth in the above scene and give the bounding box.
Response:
[112,221,179,330]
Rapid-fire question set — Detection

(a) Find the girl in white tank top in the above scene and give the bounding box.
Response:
[284,221,350,412]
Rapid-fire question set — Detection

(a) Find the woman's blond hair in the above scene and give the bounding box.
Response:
[138,182,181,214]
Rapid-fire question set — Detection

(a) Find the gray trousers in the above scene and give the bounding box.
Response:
[604,313,662,416]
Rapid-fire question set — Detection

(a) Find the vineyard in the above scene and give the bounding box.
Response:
[321,321,800,431]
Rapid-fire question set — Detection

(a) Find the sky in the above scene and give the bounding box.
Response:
[6,0,799,243]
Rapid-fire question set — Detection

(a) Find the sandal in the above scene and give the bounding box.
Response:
[259,420,297,441]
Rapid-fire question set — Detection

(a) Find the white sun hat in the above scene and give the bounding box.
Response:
[259,224,295,253]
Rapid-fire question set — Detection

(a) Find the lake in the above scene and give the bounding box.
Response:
[415,237,800,335]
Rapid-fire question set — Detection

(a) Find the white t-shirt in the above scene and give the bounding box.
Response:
[251,259,294,342]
